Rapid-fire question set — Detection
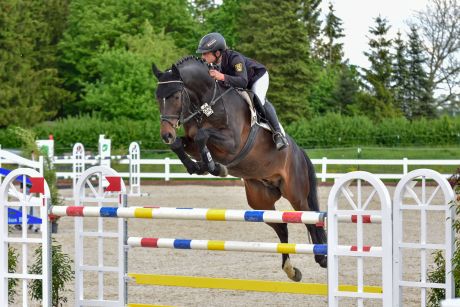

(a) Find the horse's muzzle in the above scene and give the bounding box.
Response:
[160,121,177,144]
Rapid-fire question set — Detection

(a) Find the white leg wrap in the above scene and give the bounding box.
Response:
[282,258,296,279]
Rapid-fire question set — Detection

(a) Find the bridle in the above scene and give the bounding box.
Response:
[157,79,233,129]
[157,80,185,129]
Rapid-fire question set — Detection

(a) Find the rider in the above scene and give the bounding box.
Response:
[196,32,288,151]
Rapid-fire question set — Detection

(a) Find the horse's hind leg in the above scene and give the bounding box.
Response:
[243,179,302,282]
[281,155,327,269]
[306,224,327,268]
[266,222,303,282]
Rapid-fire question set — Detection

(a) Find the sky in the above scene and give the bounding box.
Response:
[322,0,430,68]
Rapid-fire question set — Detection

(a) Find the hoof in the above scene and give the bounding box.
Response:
[217,164,228,177]
[209,163,228,177]
[283,258,302,282]
[315,255,327,268]
[289,267,302,282]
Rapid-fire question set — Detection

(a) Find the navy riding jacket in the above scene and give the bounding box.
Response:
[218,49,267,89]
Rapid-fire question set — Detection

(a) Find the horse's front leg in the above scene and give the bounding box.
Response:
[194,128,228,177]
[170,137,201,174]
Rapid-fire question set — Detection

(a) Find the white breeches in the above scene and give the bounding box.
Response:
[251,71,269,105]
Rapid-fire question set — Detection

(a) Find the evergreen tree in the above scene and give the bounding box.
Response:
[320,3,345,65]
[299,0,322,53]
[362,16,398,119]
[308,64,339,115]
[392,31,409,117]
[406,26,435,118]
[329,64,361,115]
[238,0,314,121]
[0,0,70,127]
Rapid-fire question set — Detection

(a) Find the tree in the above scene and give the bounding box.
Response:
[308,64,339,115]
[392,31,409,116]
[0,0,70,127]
[190,0,216,23]
[320,3,345,65]
[362,16,399,118]
[299,0,322,54]
[203,0,247,49]
[81,22,186,120]
[238,0,314,121]
[329,64,361,115]
[58,0,200,115]
[406,26,435,118]
[411,0,460,109]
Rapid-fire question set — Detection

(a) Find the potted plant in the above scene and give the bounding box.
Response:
[28,240,74,306]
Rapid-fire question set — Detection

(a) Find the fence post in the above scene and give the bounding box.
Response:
[402,157,408,175]
[321,157,327,182]
[165,157,170,181]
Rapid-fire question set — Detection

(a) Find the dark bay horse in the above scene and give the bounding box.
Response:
[152,56,326,282]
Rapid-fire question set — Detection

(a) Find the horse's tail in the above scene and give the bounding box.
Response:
[302,149,320,212]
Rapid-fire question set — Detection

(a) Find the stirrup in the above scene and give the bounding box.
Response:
[273,132,288,150]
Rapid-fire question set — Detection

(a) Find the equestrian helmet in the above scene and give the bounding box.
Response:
[196,32,227,53]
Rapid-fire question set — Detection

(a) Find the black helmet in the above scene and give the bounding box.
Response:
[196,32,227,53]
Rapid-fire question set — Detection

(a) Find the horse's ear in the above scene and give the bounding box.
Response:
[152,64,163,79]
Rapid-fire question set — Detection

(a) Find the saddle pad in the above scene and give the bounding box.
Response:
[236,90,271,132]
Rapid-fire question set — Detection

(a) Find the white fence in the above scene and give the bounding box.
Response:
[53,157,460,181]
[2,135,459,183]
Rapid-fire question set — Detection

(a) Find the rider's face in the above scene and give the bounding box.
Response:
[201,51,220,64]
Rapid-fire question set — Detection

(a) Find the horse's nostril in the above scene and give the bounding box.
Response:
[161,132,175,144]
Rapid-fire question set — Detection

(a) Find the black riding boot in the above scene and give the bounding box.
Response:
[263,102,288,150]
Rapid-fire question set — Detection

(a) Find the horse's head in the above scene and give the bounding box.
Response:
[152,64,184,144]
[152,57,215,144]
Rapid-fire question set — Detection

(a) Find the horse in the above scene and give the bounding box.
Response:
[152,56,327,282]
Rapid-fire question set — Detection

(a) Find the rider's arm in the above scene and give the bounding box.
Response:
[223,54,248,88]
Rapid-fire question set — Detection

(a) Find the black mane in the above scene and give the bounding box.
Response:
[173,55,212,85]
[175,55,205,65]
